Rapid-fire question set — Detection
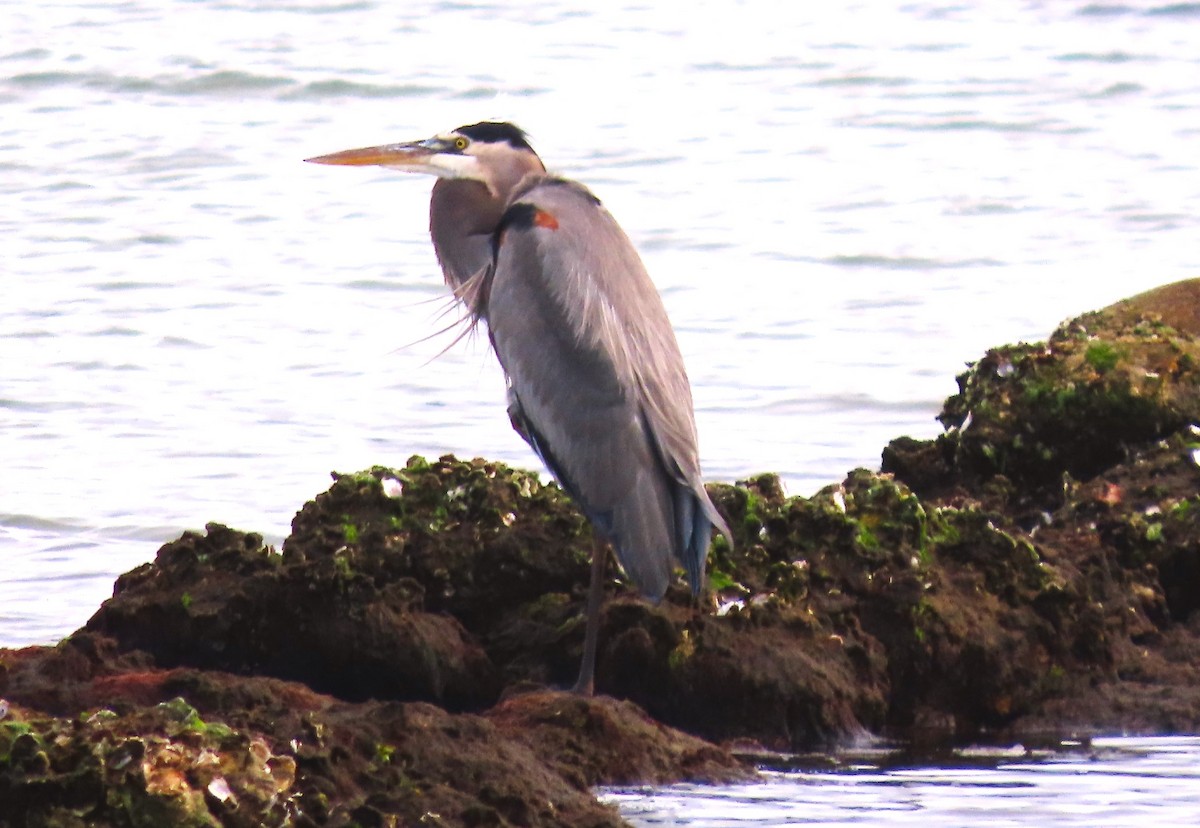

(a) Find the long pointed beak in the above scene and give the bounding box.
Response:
[304,141,436,169]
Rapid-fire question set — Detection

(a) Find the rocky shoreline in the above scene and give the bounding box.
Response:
[4,280,1200,826]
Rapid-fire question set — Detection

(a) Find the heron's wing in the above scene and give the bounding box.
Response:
[485,176,727,598]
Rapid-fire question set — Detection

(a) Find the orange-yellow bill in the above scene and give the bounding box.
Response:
[304,142,433,167]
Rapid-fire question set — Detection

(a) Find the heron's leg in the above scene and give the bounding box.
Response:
[571,536,608,696]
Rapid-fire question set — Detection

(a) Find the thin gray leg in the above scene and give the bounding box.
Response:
[571,537,608,695]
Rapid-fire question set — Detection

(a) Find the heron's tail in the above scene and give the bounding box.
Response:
[672,484,729,596]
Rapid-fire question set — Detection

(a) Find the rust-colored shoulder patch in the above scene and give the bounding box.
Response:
[533,209,559,230]
[494,203,560,256]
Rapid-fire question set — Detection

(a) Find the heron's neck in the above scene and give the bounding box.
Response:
[428,145,547,287]
[429,179,506,291]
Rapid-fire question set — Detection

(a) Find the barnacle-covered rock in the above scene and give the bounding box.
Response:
[8,281,1200,824]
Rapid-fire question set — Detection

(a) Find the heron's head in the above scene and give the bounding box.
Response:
[306,121,546,198]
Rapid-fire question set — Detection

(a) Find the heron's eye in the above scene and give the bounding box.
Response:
[454,136,469,151]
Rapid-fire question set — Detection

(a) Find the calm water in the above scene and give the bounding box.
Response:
[605,737,1200,826]
[3,2,1200,821]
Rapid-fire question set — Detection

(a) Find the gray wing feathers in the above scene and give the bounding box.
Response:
[485,177,727,600]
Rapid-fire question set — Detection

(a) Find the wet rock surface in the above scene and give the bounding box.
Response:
[879,278,1200,733]
[6,279,1200,825]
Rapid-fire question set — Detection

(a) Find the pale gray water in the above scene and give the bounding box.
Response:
[605,737,1200,826]
[3,2,1200,821]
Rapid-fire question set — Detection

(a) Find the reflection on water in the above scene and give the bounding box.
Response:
[605,737,1200,826]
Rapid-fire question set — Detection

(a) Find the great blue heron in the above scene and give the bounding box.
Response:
[307,122,730,694]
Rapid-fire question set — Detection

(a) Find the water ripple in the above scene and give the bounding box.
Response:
[1145,3,1200,17]
[6,69,294,97]
[606,738,1200,826]
[1056,51,1142,63]
[284,79,441,100]
[826,255,1002,271]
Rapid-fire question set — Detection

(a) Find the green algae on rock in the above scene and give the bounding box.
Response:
[882,278,1200,733]
[0,678,650,827]
[86,520,500,711]
[66,433,1200,757]
[285,458,592,631]
[922,280,1200,512]
[9,282,1200,824]
[661,469,1076,744]
[0,697,296,828]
